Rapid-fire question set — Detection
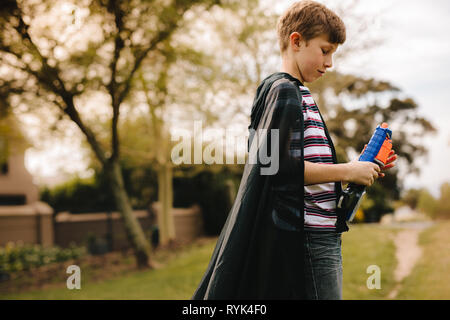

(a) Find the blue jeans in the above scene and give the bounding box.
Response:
[304,231,343,300]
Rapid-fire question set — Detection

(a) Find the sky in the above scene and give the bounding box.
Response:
[24,0,450,197]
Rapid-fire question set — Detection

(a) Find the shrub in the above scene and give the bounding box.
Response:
[0,242,86,273]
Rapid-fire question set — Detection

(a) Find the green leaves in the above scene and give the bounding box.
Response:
[0,242,86,273]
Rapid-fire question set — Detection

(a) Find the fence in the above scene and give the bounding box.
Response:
[0,202,204,250]
[0,202,53,247]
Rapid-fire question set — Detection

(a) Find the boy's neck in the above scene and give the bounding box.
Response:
[280,56,304,84]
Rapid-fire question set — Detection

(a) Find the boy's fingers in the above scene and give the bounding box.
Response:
[384,154,397,166]
[381,154,397,171]
[387,154,397,163]
[382,163,395,171]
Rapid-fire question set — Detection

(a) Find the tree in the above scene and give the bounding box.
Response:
[401,188,422,209]
[0,0,221,268]
[103,0,276,244]
[416,188,438,219]
[435,183,450,219]
[402,183,450,220]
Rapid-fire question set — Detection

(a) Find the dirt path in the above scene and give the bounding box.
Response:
[387,222,433,299]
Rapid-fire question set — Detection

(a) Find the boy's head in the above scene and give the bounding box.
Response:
[277,1,346,83]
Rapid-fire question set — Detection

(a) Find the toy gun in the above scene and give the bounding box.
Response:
[337,123,393,222]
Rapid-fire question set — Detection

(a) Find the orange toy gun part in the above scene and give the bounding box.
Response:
[375,137,393,166]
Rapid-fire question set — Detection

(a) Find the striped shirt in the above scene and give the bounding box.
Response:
[290,85,338,232]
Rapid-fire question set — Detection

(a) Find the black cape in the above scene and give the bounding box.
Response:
[192,72,346,300]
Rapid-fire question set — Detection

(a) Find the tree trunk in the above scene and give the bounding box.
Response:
[106,160,152,268]
[157,162,175,246]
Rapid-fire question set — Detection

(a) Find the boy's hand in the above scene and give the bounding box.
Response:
[345,160,381,186]
[357,145,397,178]
[378,149,397,178]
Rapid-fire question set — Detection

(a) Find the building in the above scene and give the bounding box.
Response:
[0,129,54,247]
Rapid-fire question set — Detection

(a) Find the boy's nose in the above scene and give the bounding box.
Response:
[325,56,333,69]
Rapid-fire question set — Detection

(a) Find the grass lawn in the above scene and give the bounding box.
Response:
[396,220,450,299]
[0,238,217,300]
[342,223,398,299]
[1,221,448,300]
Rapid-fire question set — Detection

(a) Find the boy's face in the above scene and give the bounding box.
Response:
[289,33,338,83]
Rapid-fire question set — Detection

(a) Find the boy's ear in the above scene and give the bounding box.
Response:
[289,32,303,51]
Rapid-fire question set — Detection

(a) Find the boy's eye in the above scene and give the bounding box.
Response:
[321,49,328,54]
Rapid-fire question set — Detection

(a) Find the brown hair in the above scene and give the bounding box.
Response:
[277,1,346,53]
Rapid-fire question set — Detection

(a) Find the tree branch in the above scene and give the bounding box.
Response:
[109,2,186,160]
[4,0,108,164]
[107,0,126,162]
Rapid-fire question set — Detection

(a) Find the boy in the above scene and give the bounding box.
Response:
[193,0,396,300]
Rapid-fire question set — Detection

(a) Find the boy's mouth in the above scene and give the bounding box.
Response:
[318,70,325,75]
